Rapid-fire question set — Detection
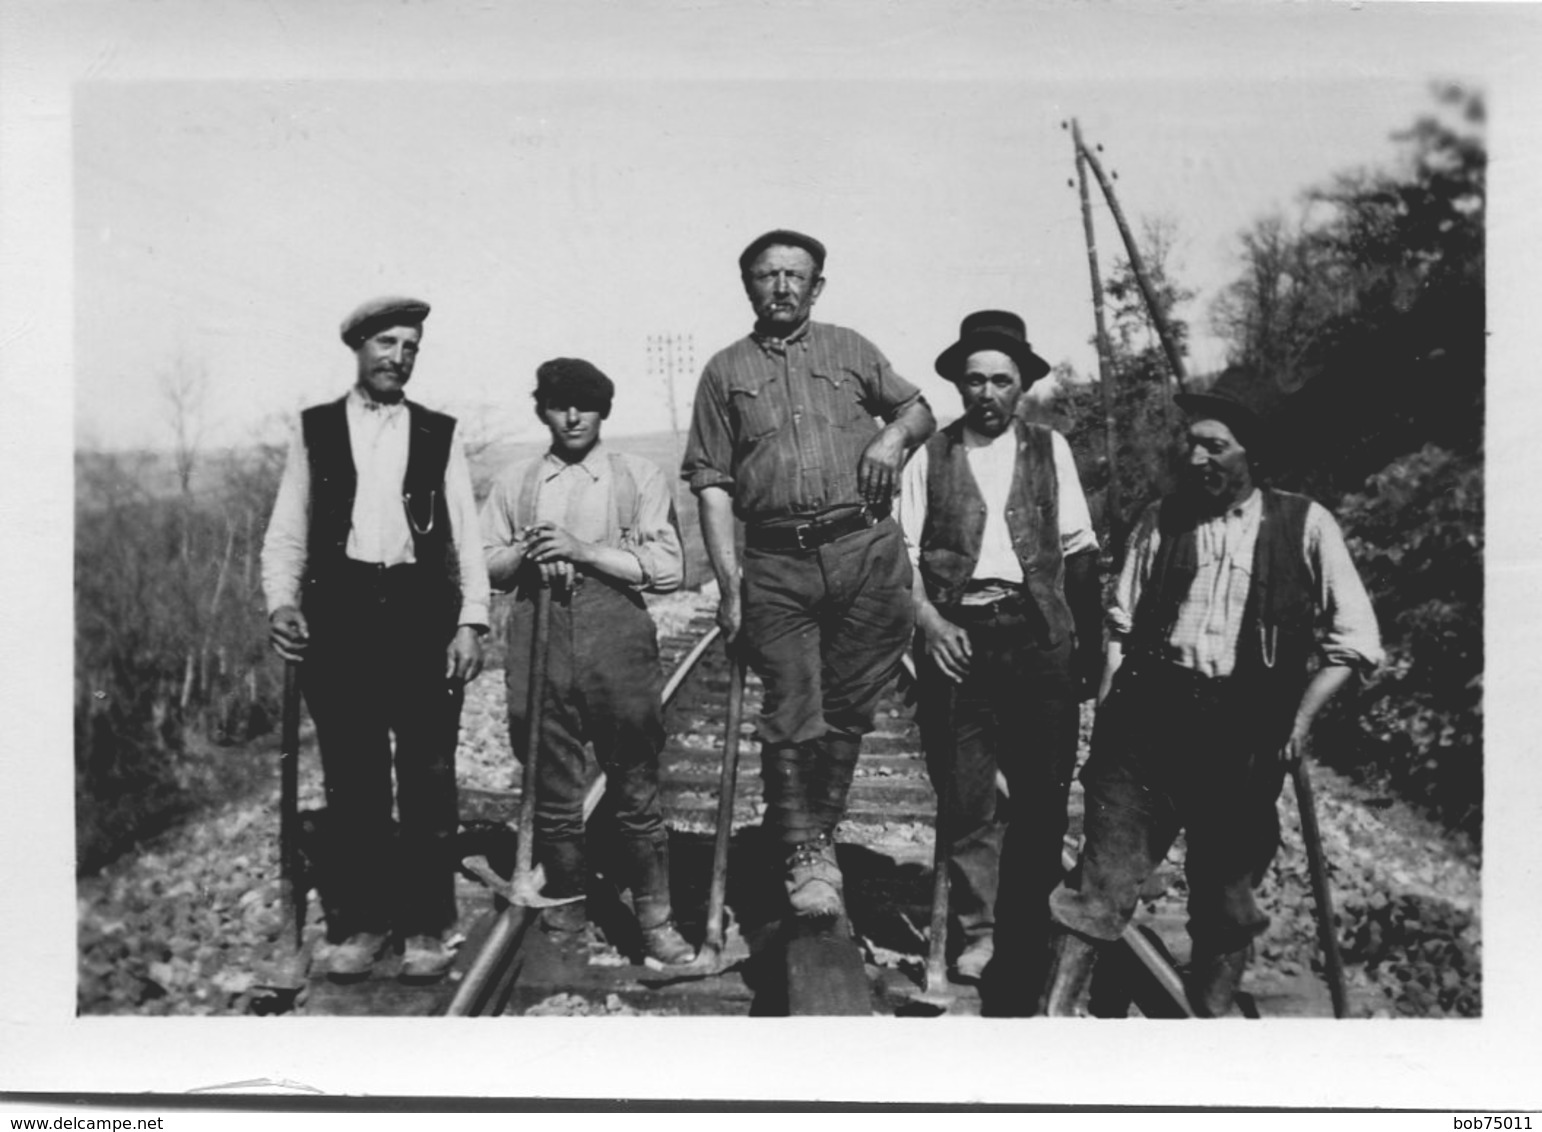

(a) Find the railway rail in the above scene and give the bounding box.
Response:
[296,605,1346,1019]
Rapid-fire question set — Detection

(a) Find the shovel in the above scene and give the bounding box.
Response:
[444,581,580,1015]
[649,638,747,983]
[904,679,957,1011]
[1292,756,1349,1018]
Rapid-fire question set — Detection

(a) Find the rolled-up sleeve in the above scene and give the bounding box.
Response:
[1053,431,1099,557]
[1306,502,1384,671]
[626,458,685,595]
[856,339,923,423]
[897,442,929,571]
[681,365,736,496]
[479,460,530,594]
[261,424,310,614]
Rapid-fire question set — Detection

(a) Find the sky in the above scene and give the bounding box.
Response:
[8,0,1542,1106]
[57,1,1525,453]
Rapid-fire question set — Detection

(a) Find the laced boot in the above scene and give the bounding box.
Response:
[1186,941,1250,1018]
[624,836,697,966]
[1040,928,1099,1016]
[785,831,844,919]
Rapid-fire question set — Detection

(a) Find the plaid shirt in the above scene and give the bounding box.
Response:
[680,319,922,522]
[1111,489,1383,678]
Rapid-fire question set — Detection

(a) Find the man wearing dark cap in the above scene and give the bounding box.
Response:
[1040,367,1382,1016]
[263,295,490,981]
[682,229,935,920]
[897,310,1102,997]
[480,358,694,965]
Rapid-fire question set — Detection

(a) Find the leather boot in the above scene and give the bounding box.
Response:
[1187,942,1250,1018]
[536,837,588,938]
[621,836,696,965]
[1040,928,1099,1017]
[809,733,862,837]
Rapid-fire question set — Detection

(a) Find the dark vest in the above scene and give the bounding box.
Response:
[918,419,1072,644]
[1131,487,1317,745]
[300,397,458,619]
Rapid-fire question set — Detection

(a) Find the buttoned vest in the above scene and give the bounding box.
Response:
[300,397,458,619]
[918,419,1073,644]
[1130,487,1317,745]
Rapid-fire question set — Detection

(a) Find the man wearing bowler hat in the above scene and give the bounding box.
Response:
[681,229,935,919]
[897,310,1103,996]
[480,358,695,965]
[263,295,490,982]
[1039,366,1382,1016]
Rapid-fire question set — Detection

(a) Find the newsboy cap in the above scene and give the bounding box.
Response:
[738,229,827,275]
[340,295,431,349]
[934,310,1052,385]
[534,357,615,418]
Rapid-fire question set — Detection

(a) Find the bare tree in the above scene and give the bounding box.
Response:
[160,353,209,498]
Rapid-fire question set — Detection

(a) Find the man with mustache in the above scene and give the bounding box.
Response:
[479,358,694,965]
[897,310,1103,999]
[1040,367,1382,1016]
[681,229,935,920]
[263,296,490,982]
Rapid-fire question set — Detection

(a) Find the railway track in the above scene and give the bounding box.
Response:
[297,603,1346,1019]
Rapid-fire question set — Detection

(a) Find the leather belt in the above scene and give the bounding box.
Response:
[745,508,873,552]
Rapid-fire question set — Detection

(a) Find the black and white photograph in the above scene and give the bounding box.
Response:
[3,0,1540,1112]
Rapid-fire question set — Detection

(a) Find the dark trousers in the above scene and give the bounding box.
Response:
[301,563,463,938]
[917,599,1079,954]
[504,577,667,891]
[1049,658,1289,953]
[741,518,914,846]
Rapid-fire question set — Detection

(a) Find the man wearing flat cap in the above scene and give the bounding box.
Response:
[480,358,694,965]
[1040,366,1382,1016]
[682,229,936,919]
[262,295,490,982]
[897,310,1102,999]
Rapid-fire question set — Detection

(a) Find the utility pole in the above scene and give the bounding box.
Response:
[1072,125,1191,396]
[647,330,695,473]
[1068,117,1123,534]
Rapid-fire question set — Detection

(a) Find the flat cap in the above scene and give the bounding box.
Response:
[340,295,431,349]
[535,357,615,418]
[738,228,827,275]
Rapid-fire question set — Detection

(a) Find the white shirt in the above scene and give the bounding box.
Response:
[898,425,1098,587]
[260,388,491,627]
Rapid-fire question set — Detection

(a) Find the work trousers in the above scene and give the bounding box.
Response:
[741,517,913,846]
[1049,657,1290,954]
[916,597,1079,955]
[301,563,463,939]
[504,576,668,892]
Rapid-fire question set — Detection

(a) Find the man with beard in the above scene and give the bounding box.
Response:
[681,229,935,919]
[897,310,1102,996]
[480,358,694,965]
[263,296,490,982]
[1039,367,1382,1016]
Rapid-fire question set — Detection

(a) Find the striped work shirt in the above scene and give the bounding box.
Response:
[680,319,923,522]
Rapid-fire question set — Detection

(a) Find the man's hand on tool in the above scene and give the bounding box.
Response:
[446,626,484,684]
[716,582,742,644]
[269,606,310,662]
[523,521,586,590]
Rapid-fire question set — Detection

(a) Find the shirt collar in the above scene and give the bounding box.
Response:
[542,439,606,481]
[751,316,814,354]
[348,387,407,418]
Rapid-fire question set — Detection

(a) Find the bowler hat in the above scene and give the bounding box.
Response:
[1174,365,1285,458]
[340,295,431,349]
[934,310,1052,384]
[738,229,827,275]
